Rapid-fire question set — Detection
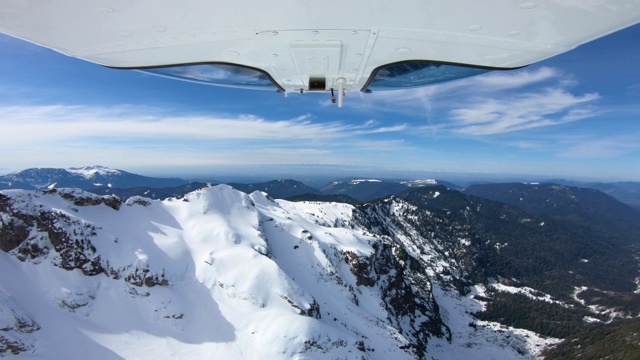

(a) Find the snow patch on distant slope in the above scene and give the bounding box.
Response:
[401,179,438,187]
[350,179,382,184]
[67,165,121,179]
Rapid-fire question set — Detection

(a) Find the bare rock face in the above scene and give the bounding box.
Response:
[1,191,105,276]
[112,265,170,287]
[0,193,32,252]
[55,189,122,210]
[0,291,40,356]
[344,239,451,359]
[0,190,174,286]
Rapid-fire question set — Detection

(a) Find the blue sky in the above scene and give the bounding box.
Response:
[0,24,639,182]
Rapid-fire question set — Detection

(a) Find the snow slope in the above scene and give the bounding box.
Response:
[0,186,554,359]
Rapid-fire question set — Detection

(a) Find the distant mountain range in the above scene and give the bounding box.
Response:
[321,179,410,201]
[544,179,640,209]
[3,166,640,209]
[1,167,447,201]
[0,166,187,191]
[228,179,322,199]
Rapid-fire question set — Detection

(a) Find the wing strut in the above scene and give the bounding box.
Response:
[336,78,346,108]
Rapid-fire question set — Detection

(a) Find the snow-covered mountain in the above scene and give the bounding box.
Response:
[0,185,560,359]
[0,166,187,191]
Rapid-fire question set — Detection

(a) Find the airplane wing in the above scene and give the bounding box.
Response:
[1,0,639,106]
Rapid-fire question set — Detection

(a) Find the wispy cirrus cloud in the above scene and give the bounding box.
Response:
[358,66,562,110]
[449,88,600,135]
[352,66,603,137]
[355,123,408,134]
[0,104,412,170]
[471,66,559,89]
[0,104,364,144]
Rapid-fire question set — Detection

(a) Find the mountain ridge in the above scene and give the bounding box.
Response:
[0,166,188,191]
[0,186,451,358]
[6,166,640,209]
[463,182,640,246]
[2,182,639,358]
[0,185,575,359]
[359,186,640,340]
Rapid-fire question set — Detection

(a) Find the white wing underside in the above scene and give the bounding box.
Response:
[1,0,639,95]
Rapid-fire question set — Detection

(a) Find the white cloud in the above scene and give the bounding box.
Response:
[0,105,361,144]
[472,67,558,89]
[356,124,408,134]
[0,104,413,170]
[344,66,604,138]
[449,89,600,135]
[358,66,562,111]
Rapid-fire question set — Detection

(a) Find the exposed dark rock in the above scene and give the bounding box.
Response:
[129,198,151,207]
[57,190,121,210]
[306,299,321,319]
[0,194,32,252]
[344,237,451,358]
[279,295,321,319]
[0,294,40,356]
[117,266,170,287]
[343,251,376,287]
[0,313,39,334]
[36,211,104,276]
[0,190,134,276]
[1,192,104,275]
[0,335,31,356]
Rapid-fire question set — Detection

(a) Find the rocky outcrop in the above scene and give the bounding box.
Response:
[0,291,40,356]
[0,194,32,252]
[3,197,105,276]
[355,198,477,293]
[54,189,122,210]
[1,190,169,285]
[344,238,451,358]
[110,265,170,287]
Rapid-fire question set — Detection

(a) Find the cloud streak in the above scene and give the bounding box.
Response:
[353,66,603,136]
[0,104,415,170]
[472,66,559,89]
[360,66,562,110]
[449,89,600,135]
[0,105,364,144]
